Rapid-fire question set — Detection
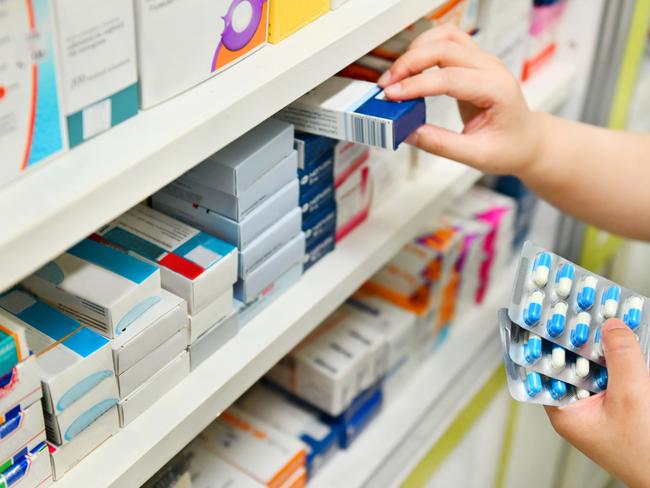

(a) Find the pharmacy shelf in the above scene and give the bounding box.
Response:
[55,160,481,488]
[522,60,577,115]
[0,0,448,293]
[53,53,575,488]
[311,269,512,488]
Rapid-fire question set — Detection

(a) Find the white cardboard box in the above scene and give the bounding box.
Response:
[135,0,269,108]
[0,401,45,463]
[117,327,187,398]
[51,0,138,147]
[1,437,52,488]
[189,312,238,371]
[22,238,161,339]
[197,407,306,487]
[97,204,238,315]
[188,288,234,344]
[111,290,188,375]
[118,351,189,427]
[0,356,42,417]
[0,290,118,419]
[48,406,119,480]
[0,308,30,378]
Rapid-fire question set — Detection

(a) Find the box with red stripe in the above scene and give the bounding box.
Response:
[97,205,237,315]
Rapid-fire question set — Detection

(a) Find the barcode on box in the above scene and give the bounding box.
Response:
[349,115,388,149]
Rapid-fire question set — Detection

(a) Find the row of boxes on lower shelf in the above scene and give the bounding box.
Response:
[144,181,527,487]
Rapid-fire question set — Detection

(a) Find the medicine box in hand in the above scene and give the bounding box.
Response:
[277,77,425,150]
[21,237,161,339]
[97,204,237,315]
[135,0,269,108]
[0,290,117,419]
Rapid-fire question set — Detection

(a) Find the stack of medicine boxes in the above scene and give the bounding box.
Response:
[0,289,119,481]
[333,142,372,241]
[152,119,305,326]
[95,204,238,376]
[19,237,165,478]
[294,132,337,271]
[0,310,51,487]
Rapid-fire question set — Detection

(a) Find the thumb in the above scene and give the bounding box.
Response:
[406,124,486,168]
[602,318,649,403]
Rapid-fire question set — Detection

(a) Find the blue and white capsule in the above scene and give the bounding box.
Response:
[623,296,643,330]
[570,312,591,348]
[601,286,621,319]
[532,252,552,288]
[576,276,597,311]
[524,291,545,326]
[550,346,566,372]
[524,334,543,364]
[575,357,590,379]
[576,388,591,400]
[595,368,608,391]
[554,264,575,299]
[525,371,543,397]
[594,327,604,358]
[546,302,568,338]
[549,379,568,400]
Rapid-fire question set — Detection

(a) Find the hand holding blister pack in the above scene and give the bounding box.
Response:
[508,241,650,367]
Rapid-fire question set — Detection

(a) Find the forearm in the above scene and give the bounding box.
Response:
[519,112,650,241]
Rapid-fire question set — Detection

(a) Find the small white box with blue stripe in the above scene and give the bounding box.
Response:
[97,205,237,315]
[0,290,118,446]
[277,77,425,150]
[22,237,162,339]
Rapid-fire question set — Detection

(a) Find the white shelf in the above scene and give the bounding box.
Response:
[51,50,575,488]
[310,269,512,488]
[522,60,576,115]
[0,0,447,292]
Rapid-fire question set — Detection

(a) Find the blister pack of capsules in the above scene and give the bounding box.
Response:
[508,241,650,368]
[499,309,607,396]
[503,352,590,406]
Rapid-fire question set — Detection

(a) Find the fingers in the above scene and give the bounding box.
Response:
[409,23,475,51]
[602,319,649,405]
[383,67,495,107]
[406,124,487,167]
[378,41,484,88]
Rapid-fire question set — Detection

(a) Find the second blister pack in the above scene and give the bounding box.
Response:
[508,241,650,367]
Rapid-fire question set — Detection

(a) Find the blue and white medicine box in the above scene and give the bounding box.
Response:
[177,118,294,195]
[21,238,162,339]
[277,77,425,150]
[0,439,52,487]
[301,183,335,222]
[153,180,300,250]
[97,204,237,315]
[0,401,45,462]
[294,131,337,171]
[303,204,337,249]
[304,234,335,272]
[328,383,383,449]
[298,149,334,196]
[161,150,298,222]
[0,290,117,420]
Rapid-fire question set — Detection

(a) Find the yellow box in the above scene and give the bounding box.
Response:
[269,0,329,43]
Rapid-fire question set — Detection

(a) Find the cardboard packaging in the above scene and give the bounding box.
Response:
[188,287,233,344]
[301,183,335,223]
[0,0,67,189]
[111,290,187,376]
[304,234,335,272]
[277,77,425,150]
[197,407,306,488]
[135,0,269,108]
[118,351,189,427]
[21,238,161,339]
[237,384,338,476]
[51,0,138,147]
[294,132,336,171]
[239,207,302,279]
[0,309,30,378]
[0,356,42,418]
[268,0,329,43]
[235,233,305,303]
[48,406,119,480]
[330,0,349,9]
[0,439,52,488]
[298,149,334,196]
[162,150,298,222]
[153,179,300,250]
[238,264,302,327]
[0,291,117,417]
[165,118,293,196]
[44,376,117,446]
[97,204,237,314]
[303,204,336,250]
[0,402,45,462]
[117,327,187,398]
[328,383,382,449]
[189,312,239,370]
[335,163,371,241]
[333,142,369,188]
